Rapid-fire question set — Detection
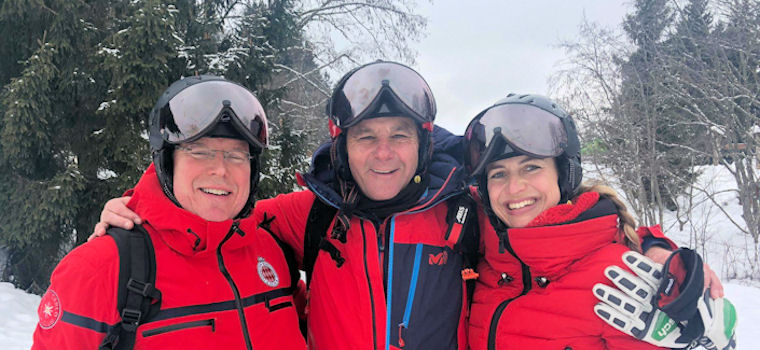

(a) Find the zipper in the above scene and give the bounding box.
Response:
[216,222,254,350]
[361,222,379,350]
[397,243,423,349]
[499,229,532,295]
[486,298,513,350]
[488,229,532,350]
[142,318,215,337]
[380,217,391,286]
[384,216,403,350]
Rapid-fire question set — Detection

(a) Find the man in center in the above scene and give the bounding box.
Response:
[254,61,469,349]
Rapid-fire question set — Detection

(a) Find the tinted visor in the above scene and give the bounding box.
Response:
[465,103,568,176]
[158,80,268,148]
[331,62,436,127]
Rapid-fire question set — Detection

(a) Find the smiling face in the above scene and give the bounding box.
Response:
[486,155,561,228]
[172,137,251,221]
[346,116,419,201]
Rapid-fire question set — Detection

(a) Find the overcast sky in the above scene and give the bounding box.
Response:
[413,1,631,134]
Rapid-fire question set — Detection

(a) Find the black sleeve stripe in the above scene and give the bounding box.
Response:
[61,311,115,333]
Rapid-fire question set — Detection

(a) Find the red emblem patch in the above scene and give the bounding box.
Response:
[257,257,279,287]
[38,289,62,329]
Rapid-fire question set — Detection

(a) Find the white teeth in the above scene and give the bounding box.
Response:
[201,188,230,196]
[509,199,535,210]
[373,169,394,174]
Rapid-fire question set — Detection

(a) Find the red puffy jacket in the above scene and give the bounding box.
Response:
[32,164,306,350]
[468,192,668,350]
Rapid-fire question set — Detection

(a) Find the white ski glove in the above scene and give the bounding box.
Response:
[593,250,737,349]
[692,291,737,350]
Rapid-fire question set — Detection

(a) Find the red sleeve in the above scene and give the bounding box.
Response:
[32,237,121,350]
[253,190,316,266]
[636,224,678,250]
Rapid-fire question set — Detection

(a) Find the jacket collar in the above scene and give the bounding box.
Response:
[127,163,258,257]
[506,192,621,279]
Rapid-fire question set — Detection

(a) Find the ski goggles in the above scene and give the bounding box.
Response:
[465,103,572,177]
[156,80,268,148]
[328,61,436,129]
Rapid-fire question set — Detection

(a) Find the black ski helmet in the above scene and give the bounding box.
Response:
[149,75,269,218]
[464,93,582,204]
[325,60,437,182]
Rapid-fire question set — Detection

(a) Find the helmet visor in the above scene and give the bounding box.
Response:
[331,62,436,127]
[158,80,268,148]
[465,103,568,176]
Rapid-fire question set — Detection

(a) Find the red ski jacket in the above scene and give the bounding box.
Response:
[253,127,470,350]
[32,164,306,350]
[468,192,669,350]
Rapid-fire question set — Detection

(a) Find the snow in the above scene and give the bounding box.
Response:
[0,282,40,349]
[97,168,117,180]
[1,164,759,348]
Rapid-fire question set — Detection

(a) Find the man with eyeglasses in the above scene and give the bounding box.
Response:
[32,76,305,350]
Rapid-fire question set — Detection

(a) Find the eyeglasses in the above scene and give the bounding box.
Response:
[155,80,268,148]
[177,146,253,165]
[327,61,436,130]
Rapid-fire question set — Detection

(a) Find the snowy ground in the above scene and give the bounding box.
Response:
[2,280,757,349]
[2,164,759,349]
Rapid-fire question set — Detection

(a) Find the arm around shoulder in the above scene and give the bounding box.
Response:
[253,190,319,263]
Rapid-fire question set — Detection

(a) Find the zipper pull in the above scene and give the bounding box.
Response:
[461,268,479,281]
[498,272,514,286]
[231,221,245,237]
[398,323,407,348]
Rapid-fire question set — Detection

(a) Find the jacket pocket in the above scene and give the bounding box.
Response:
[391,244,462,349]
[265,296,293,312]
[142,318,215,337]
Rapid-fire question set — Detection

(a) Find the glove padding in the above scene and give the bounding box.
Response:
[693,290,737,350]
[593,251,737,349]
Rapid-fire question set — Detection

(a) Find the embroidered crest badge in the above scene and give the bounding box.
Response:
[38,289,62,329]
[257,257,279,287]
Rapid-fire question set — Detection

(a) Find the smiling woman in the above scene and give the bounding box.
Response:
[484,156,560,228]
[464,93,736,350]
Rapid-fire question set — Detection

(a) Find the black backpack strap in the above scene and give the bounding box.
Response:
[303,198,337,289]
[99,225,161,350]
[268,230,300,294]
[444,193,480,304]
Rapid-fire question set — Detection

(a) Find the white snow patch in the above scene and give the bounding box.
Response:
[97,169,117,180]
[0,282,40,349]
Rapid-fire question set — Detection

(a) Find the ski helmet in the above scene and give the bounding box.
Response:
[464,93,582,203]
[149,75,268,218]
[325,60,437,181]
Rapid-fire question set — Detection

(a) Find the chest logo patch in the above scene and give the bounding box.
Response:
[257,257,280,287]
[429,251,448,266]
[38,289,62,329]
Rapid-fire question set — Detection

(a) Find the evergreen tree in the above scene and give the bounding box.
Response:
[612,0,687,223]
[0,0,419,291]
